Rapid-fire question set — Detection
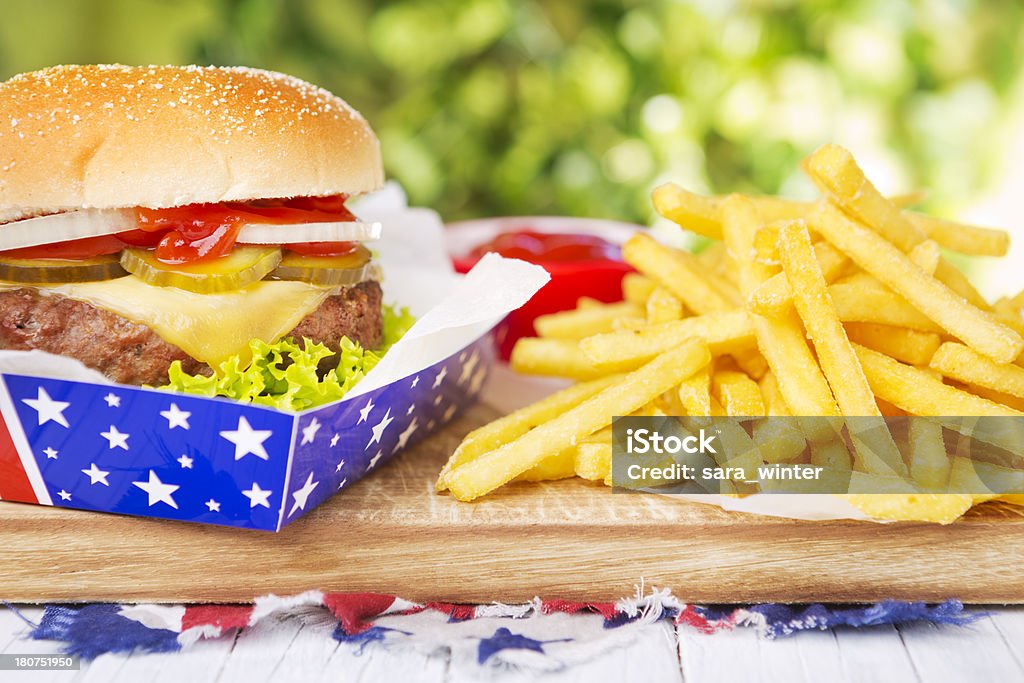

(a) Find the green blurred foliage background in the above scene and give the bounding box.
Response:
[1,0,1022,223]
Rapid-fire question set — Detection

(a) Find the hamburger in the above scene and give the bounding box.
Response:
[0,64,386,386]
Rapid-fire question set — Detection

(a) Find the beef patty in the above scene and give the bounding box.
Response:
[0,280,382,385]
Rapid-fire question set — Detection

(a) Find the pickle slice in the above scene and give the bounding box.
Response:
[120,247,282,293]
[270,247,380,286]
[0,254,127,284]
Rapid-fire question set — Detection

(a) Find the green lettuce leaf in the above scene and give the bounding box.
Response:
[161,304,414,412]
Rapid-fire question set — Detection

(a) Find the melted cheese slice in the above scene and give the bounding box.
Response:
[48,276,331,366]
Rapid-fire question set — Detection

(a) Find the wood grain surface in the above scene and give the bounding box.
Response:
[2,402,1023,604]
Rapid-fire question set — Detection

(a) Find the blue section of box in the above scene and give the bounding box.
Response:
[1,332,494,532]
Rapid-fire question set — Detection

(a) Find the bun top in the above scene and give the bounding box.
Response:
[0,65,384,221]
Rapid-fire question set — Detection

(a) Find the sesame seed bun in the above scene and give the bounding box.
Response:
[0,65,384,222]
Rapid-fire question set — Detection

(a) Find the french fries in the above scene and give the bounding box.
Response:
[534,301,644,339]
[844,322,941,367]
[438,143,1024,520]
[930,342,1024,399]
[812,202,1023,363]
[445,340,711,501]
[622,233,731,314]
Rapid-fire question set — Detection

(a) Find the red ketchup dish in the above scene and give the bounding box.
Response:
[447,217,641,359]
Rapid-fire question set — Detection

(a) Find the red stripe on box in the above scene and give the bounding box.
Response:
[0,414,37,503]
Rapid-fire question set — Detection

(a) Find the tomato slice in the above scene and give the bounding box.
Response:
[0,234,126,260]
[116,229,165,247]
[285,241,360,257]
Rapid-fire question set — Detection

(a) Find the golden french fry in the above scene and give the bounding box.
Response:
[810,439,852,472]
[829,278,942,332]
[510,338,620,379]
[747,240,849,317]
[713,369,766,417]
[753,418,808,464]
[908,239,941,275]
[611,316,647,332]
[934,258,991,311]
[804,143,922,253]
[930,342,1024,399]
[515,450,577,482]
[813,202,1023,363]
[678,363,713,416]
[855,343,1023,416]
[845,493,974,524]
[579,310,755,368]
[622,233,731,314]
[445,340,711,501]
[906,418,950,491]
[888,190,927,207]
[779,220,877,417]
[534,301,643,339]
[905,212,1009,257]
[719,196,841,419]
[654,181,926,242]
[965,384,1024,412]
[752,222,782,265]
[779,220,906,475]
[575,440,612,482]
[844,322,941,367]
[758,372,790,416]
[622,272,656,305]
[645,287,684,324]
[437,375,622,489]
[652,183,724,239]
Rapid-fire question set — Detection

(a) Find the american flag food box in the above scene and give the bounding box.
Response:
[0,184,549,531]
[0,333,496,531]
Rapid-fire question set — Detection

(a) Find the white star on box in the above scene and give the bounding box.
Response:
[367,408,393,448]
[301,417,321,445]
[57,489,71,501]
[22,387,70,428]
[335,458,346,472]
[160,403,191,430]
[432,367,448,389]
[220,416,272,461]
[288,472,320,516]
[43,447,58,460]
[205,499,221,513]
[469,366,487,394]
[337,478,348,490]
[459,351,480,385]
[133,470,179,509]
[101,425,130,450]
[357,399,375,424]
[177,455,193,469]
[242,482,273,509]
[81,463,110,486]
[444,405,457,422]
[394,417,418,453]
[433,395,443,406]
[330,433,340,448]
[366,450,384,471]
[410,375,420,388]
[103,393,120,408]
[406,404,415,416]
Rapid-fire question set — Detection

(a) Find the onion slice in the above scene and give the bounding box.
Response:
[236,221,382,245]
[0,209,137,251]
[0,210,382,252]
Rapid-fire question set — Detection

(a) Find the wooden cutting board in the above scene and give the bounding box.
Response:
[2,402,1023,604]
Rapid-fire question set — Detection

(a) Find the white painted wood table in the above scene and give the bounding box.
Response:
[2,605,1023,681]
